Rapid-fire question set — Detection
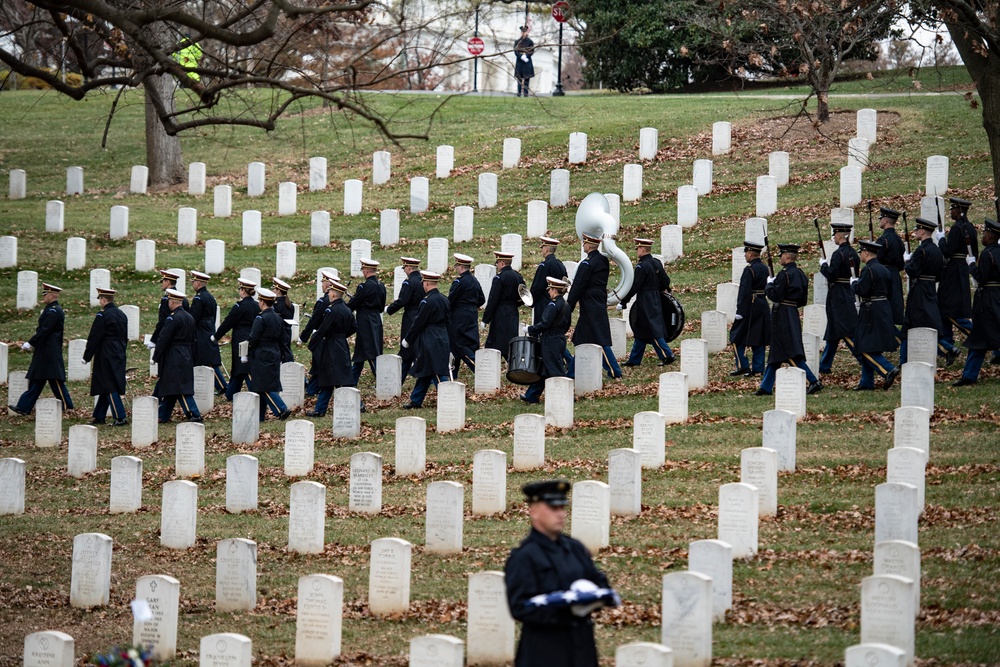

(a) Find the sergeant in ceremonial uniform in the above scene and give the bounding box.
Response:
[756,244,823,396]
[300,270,335,396]
[190,271,227,395]
[153,289,202,423]
[402,271,452,409]
[271,277,295,363]
[900,218,961,365]
[529,237,566,324]
[307,280,356,417]
[83,287,129,425]
[483,251,524,361]
[448,253,485,377]
[729,240,771,376]
[10,283,75,414]
[521,277,571,404]
[245,288,291,421]
[851,240,900,390]
[386,257,424,381]
[937,198,978,346]
[349,259,386,386]
[505,480,613,667]
[215,278,261,400]
[954,218,1000,386]
[818,222,861,374]
[149,269,188,347]
[567,233,623,379]
[619,238,676,367]
[875,207,906,335]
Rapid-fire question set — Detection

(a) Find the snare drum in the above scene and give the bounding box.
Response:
[506,336,542,385]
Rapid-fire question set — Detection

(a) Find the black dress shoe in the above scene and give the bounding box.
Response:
[402,402,421,410]
[852,384,875,391]
[807,380,824,395]
[952,377,977,387]
[186,415,203,423]
[278,409,292,420]
[882,366,900,390]
[945,349,960,367]
[8,405,28,415]
[729,367,750,377]
[990,355,1000,366]
[158,419,172,424]
[88,418,106,425]
[745,371,761,377]
[305,411,326,417]
[754,388,772,396]
[623,361,640,368]
[519,394,540,404]
[112,418,129,426]
[658,356,676,367]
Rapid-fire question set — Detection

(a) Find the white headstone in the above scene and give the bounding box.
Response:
[374,354,402,400]
[688,538,733,622]
[388,417,426,478]
[226,454,258,513]
[425,480,463,554]
[907,327,938,367]
[472,449,506,515]
[274,240,296,278]
[373,150,391,185]
[242,210,261,246]
[330,386,361,438]
[760,409,796,472]
[295,574,343,664]
[512,413,545,470]
[660,571,713,667]
[70,532,112,607]
[348,452,382,513]
[368,537,412,616]
[501,233,523,271]
[617,642,673,667]
[309,156,327,191]
[247,161,265,196]
[848,137,871,171]
[639,127,659,160]
[66,166,83,195]
[700,311,728,354]
[467,574,517,666]
[9,169,26,199]
[900,362,934,414]
[45,200,64,233]
[65,237,86,271]
[133,575,180,660]
[893,406,930,456]
[67,425,98,478]
[473,348,501,395]
[109,455,142,513]
[876,482,919,545]
[775,366,807,420]
[289,481,326,553]
[632,411,666,469]
[23,631,74,667]
[802,331,821,376]
[813,271,829,305]
[925,156,949,196]
[550,169,570,207]
[177,207,197,245]
[8,371,28,414]
[453,206,474,243]
[135,239,155,272]
[658,372,689,424]
[215,538,257,611]
[343,178,363,215]
[189,366,212,415]
[427,237,449,274]
[623,163,643,201]
[474,264,496,305]
[345,238,371,277]
[609,448,642,517]
[66,338,89,382]
[712,121,731,155]
[857,108,878,143]
[437,380,465,432]
[861,575,915,667]
[680,339,708,390]
[409,635,463,667]
[213,185,232,218]
[280,421,316,478]
[730,246,749,284]
[199,633,252,667]
[502,138,522,169]
[609,317,627,358]
[526,200,548,238]
[769,151,790,187]
[199,240,225,277]
[86,268,110,307]
[436,145,455,178]
[0,236,16,268]
[677,185,699,228]
[574,344,604,396]
[277,361,304,410]
[755,175,778,217]
[846,644,906,667]
[478,172,498,209]
[34,398,62,447]
[410,176,429,213]
[0,342,6,383]
[0,458,25,516]
[188,162,206,195]
[545,376,574,427]
[160,480,197,549]
[232,392,260,444]
[693,159,713,195]
[568,132,588,163]
[17,270,38,310]
[661,225,683,263]
[380,209,400,247]
[278,181,297,215]
[129,395,157,447]
[175,422,205,477]
[571,480,610,554]
[803,304,828,339]
[887,447,926,513]
[840,166,863,208]
[718,482,759,558]
[874,540,921,615]
[740,447,778,517]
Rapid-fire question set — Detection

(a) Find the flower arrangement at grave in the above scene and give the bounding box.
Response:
[89,645,154,667]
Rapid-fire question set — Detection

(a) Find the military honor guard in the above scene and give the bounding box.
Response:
[529,237,567,324]
[619,237,676,367]
[402,271,452,409]
[300,269,335,396]
[954,218,1000,386]
[521,277,571,404]
[152,289,202,423]
[349,258,386,386]
[271,277,295,363]
[386,256,424,380]
[875,207,907,336]
[215,278,261,399]
[448,253,485,377]
[10,283,75,414]
[900,218,961,365]
[756,243,823,396]
[149,269,188,347]
[851,240,900,390]
[729,240,771,376]
[938,197,978,346]
[307,279,356,417]
[245,288,291,421]
[83,287,129,425]
[189,270,227,394]
[818,222,861,374]
[505,480,617,667]
[483,250,524,361]
[567,233,623,379]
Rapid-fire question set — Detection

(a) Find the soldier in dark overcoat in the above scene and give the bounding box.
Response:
[529,237,567,324]
[152,289,201,423]
[246,288,290,421]
[851,240,900,391]
[483,251,524,361]
[818,223,861,373]
[900,218,960,365]
[402,271,451,409]
[300,270,334,396]
[10,283,74,414]
[938,198,978,345]
[190,271,227,394]
[83,287,128,425]
[567,233,622,379]
[150,269,189,346]
[729,240,771,376]
[349,258,386,386]
[875,207,907,332]
[308,280,356,417]
[271,277,295,363]
[521,277,571,404]
[619,238,675,367]
[386,257,424,380]
[756,244,823,396]
[448,254,485,377]
[954,218,1000,386]
[215,278,260,400]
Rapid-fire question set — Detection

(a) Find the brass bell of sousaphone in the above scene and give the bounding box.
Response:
[575,193,634,306]
[517,283,533,307]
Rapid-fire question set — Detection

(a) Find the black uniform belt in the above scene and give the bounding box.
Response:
[950,255,969,260]
[833,279,852,284]
[779,301,799,307]
[916,276,937,282]
[752,291,766,297]
[983,282,1000,288]
[861,297,887,303]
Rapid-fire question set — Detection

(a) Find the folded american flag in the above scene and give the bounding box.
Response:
[524,586,621,610]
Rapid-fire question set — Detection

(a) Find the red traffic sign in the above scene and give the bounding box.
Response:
[468,37,485,55]
[552,1,570,22]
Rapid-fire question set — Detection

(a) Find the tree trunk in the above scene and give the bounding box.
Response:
[976,59,1000,200]
[143,74,185,187]
[816,90,830,123]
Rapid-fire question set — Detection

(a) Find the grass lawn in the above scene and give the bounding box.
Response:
[0,72,998,666]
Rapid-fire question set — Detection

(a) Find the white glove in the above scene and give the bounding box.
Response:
[734,314,743,321]
[240,355,248,364]
[401,339,409,349]
[479,321,486,331]
[819,257,828,267]
[903,252,912,262]
[966,255,975,266]
[850,277,859,286]
[449,352,456,367]
[383,306,390,314]
[766,276,775,284]
[210,335,216,342]
[933,229,945,243]
[520,54,529,63]
[21,342,31,351]
[615,303,623,311]
[145,341,155,350]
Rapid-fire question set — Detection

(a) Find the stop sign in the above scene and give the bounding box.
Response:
[552,1,570,22]
[468,37,485,55]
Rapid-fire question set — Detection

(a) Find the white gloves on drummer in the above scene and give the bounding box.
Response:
[21,342,31,351]
[615,303,623,311]
[966,255,976,266]
[766,276,775,284]
[240,355,249,364]
[903,252,912,262]
[933,229,946,243]
[210,335,216,342]
[401,339,409,349]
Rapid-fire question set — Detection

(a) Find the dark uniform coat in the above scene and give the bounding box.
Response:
[513,36,535,80]
[567,249,612,347]
[852,257,899,354]
[82,302,127,396]
[903,237,946,335]
[876,227,906,325]
[151,293,188,345]
[387,270,423,361]
[448,271,485,355]
[300,294,329,377]
[966,241,1000,350]
[348,275,386,362]
[272,295,295,363]
[405,288,451,378]
[152,307,196,397]
[730,257,771,347]
[26,300,67,381]
[526,295,570,378]
[820,241,860,340]
[620,253,670,341]
[483,265,524,356]
[530,254,567,323]
[190,286,222,367]
[309,299,356,388]
[505,528,609,667]
[938,215,978,320]
[248,307,285,394]
[765,262,809,365]
[215,295,260,376]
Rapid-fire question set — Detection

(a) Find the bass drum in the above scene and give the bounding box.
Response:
[661,292,686,342]
[506,336,541,385]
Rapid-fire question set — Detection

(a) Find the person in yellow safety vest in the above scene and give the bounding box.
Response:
[174,37,203,82]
